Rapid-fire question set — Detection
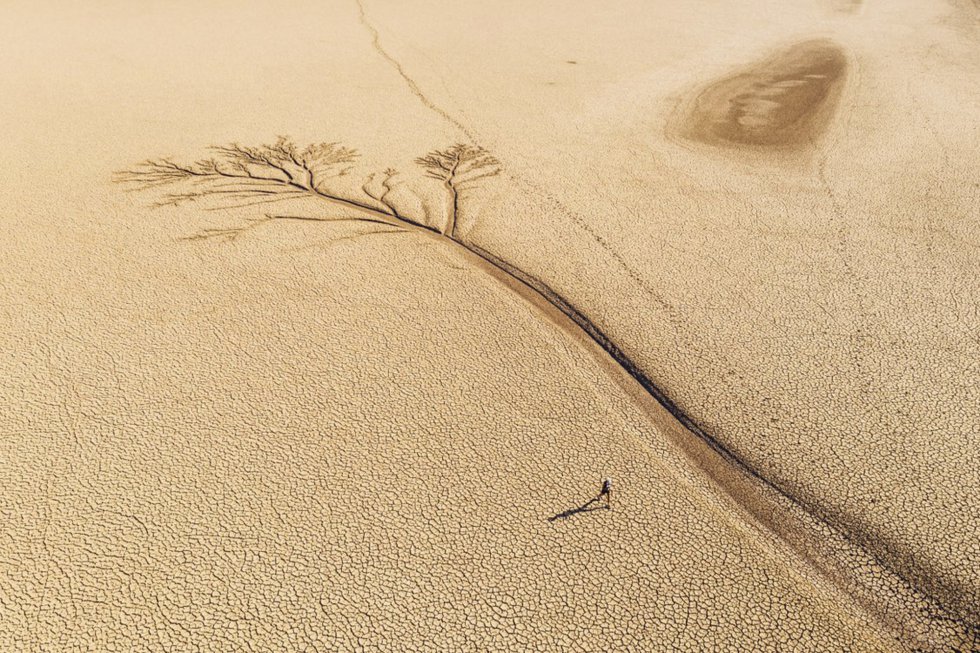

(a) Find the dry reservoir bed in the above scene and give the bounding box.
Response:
[1,0,978,650]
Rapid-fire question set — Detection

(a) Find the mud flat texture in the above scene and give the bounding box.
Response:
[1,0,978,651]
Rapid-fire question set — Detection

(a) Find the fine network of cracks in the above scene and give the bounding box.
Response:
[114,136,500,243]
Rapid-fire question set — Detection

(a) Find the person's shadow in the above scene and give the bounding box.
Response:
[548,496,606,522]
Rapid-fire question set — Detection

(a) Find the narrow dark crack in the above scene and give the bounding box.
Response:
[354,0,476,141]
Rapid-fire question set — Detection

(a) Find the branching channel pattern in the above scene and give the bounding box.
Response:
[115,136,499,242]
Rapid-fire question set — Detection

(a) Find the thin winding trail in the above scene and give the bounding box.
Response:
[354,0,474,140]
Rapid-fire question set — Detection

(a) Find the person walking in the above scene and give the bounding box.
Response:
[599,477,612,509]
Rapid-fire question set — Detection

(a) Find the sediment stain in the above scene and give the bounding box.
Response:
[676,39,848,149]
[829,0,864,14]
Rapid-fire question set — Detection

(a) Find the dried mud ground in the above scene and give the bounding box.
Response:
[1,0,978,651]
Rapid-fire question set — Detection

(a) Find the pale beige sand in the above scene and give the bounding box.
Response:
[0,0,976,651]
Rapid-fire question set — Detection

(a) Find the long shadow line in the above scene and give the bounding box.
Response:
[548,497,606,522]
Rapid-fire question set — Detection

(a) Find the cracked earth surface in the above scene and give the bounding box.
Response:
[1,0,977,650]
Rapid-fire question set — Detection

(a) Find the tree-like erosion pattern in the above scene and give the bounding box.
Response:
[674,39,848,149]
[115,138,499,243]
